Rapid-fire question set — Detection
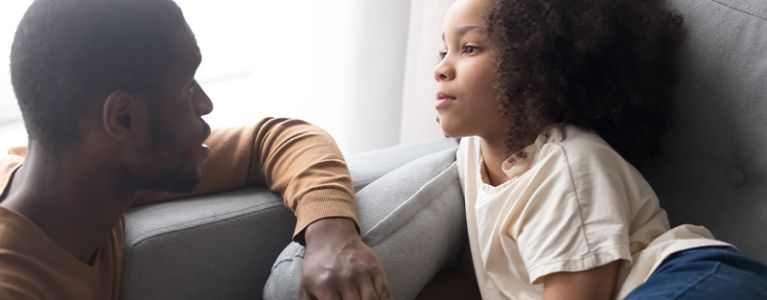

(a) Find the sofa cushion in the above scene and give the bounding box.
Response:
[122,187,296,300]
[347,137,458,191]
[121,138,459,300]
[264,147,465,300]
[642,0,767,263]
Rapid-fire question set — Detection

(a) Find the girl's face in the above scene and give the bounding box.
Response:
[434,0,510,140]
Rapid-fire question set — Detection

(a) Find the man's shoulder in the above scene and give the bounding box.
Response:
[0,207,123,300]
[1,147,25,197]
[0,207,42,252]
[0,207,48,299]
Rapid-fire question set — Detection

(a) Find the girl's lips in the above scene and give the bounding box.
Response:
[435,92,456,109]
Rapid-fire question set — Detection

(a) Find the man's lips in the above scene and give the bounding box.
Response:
[202,122,211,141]
[201,122,212,159]
[435,92,456,109]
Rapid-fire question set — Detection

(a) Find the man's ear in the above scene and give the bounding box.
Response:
[102,90,143,141]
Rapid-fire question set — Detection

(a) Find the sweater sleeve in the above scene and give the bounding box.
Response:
[132,117,358,239]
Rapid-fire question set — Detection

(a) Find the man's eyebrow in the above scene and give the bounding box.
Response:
[442,26,487,41]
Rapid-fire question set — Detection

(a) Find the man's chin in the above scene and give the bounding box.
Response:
[138,171,201,194]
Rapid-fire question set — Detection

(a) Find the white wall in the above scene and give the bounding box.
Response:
[0,0,452,155]
[0,1,33,153]
[399,0,453,145]
[345,0,412,154]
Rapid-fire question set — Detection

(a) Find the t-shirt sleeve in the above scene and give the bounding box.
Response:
[513,142,632,285]
[133,118,357,239]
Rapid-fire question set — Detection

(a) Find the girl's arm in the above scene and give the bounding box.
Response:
[542,261,620,300]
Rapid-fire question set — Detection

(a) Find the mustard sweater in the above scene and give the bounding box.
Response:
[0,118,357,299]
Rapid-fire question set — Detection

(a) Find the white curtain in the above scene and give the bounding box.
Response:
[0,0,452,155]
[399,0,454,145]
[345,0,453,154]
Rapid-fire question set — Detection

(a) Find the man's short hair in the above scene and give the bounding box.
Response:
[11,0,186,149]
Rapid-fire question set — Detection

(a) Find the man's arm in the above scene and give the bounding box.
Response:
[134,117,392,299]
[133,118,356,236]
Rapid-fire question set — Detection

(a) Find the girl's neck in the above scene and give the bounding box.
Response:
[479,128,545,187]
[479,137,511,187]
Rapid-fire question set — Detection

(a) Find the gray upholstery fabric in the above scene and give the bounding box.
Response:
[121,138,458,300]
[348,137,459,191]
[642,0,767,263]
[264,147,466,300]
[122,188,296,300]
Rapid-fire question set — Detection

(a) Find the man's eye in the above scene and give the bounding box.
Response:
[438,50,447,60]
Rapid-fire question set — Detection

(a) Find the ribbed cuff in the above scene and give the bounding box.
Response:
[293,189,359,243]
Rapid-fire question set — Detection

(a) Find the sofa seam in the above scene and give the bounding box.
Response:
[712,0,767,21]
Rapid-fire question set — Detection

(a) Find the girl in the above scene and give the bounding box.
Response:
[431,0,767,299]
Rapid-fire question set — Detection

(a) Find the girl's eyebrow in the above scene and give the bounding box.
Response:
[442,26,487,41]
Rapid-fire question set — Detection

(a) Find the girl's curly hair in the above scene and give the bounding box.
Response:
[486,0,684,168]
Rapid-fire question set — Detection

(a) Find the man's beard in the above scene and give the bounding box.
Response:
[127,112,202,194]
[136,165,200,193]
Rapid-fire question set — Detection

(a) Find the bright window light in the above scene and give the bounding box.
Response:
[0,1,355,154]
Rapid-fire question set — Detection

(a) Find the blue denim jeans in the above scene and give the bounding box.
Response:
[625,246,767,300]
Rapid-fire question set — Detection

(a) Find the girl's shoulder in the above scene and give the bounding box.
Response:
[555,125,613,154]
[545,125,635,171]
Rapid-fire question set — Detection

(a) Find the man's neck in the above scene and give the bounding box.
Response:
[0,145,134,264]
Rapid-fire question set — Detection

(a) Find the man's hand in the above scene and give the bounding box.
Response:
[300,217,393,300]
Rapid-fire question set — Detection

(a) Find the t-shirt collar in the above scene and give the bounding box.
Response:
[501,124,565,179]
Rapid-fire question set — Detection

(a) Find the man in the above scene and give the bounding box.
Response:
[0,0,392,299]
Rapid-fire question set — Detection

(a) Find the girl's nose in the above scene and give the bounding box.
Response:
[434,58,455,82]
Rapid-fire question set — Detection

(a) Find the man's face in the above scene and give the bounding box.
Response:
[128,23,213,193]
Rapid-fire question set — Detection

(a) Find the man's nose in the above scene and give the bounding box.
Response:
[195,84,214,116]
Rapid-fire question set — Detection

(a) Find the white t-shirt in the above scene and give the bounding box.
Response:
[457,125,730,300]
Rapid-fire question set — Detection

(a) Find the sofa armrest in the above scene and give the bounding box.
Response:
[122,187,295,300]
[348,137,458,191]
[121,137,459,300]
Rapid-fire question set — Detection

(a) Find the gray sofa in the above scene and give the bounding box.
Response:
[120,0,767,299]
[121,138,461,300]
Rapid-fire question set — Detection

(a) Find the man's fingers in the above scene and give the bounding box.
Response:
[373,272,394,300]
[340,287,363,300]
[300,287,315,300]
[360,277,381,300]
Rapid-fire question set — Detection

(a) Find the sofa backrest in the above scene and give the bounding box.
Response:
[642,0,767,263]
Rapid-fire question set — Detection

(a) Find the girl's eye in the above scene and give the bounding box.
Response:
[464,45,480,54]
[438,50,447,60]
